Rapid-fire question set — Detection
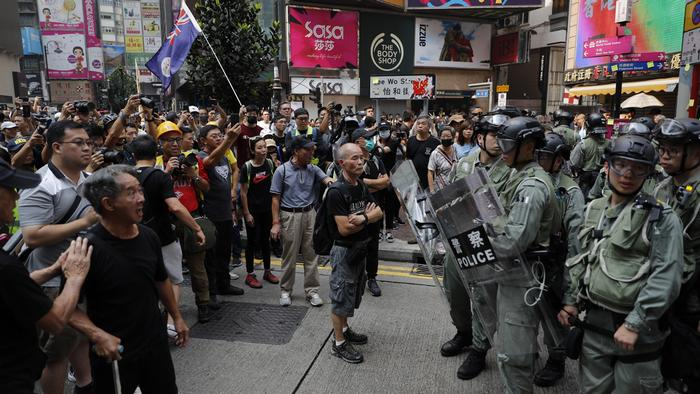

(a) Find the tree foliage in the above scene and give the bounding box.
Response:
[186,0,280,111]
[107,65,137,112]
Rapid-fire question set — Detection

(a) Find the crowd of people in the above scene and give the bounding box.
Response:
[1,93,699,394]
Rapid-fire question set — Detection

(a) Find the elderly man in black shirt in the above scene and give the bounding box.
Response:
[0,158,92,393]
[72,164,188,394]
[326,143,383,364]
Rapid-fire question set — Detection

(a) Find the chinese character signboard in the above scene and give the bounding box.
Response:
[683,0,700,65]
[576,0,684,68]
[414,18,491,69]
[406,0,542,9]
[447,225,498,270]
[370,74,435,99]
[491,32,519,65]
[288,7,359,69]
[37,0,85,31]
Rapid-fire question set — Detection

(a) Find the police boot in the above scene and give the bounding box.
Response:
[533,357,565,387]
[440,331,471,357]
[457,348,487,380]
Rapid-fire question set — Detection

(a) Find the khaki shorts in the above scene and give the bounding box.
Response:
[162,240,184,285]
[38,287,85,363]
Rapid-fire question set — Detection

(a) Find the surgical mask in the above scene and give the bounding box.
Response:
[441,139,453,147]
[247,115,257,125]
[365,139,375,151]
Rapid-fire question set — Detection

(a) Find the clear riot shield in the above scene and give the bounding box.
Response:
[390,161,446,296]
[427,166,566,350]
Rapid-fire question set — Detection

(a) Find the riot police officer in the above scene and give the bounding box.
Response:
[570,113,610,198]
[485,117,557,392]
[533,133,585,386]
[552,109,578,148]
[440,113,511,380]
[561,134,683,394]
[653,118,700,392]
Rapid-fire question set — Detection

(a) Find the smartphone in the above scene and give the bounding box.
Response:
[229,113,240,125]
[22,104,31,118]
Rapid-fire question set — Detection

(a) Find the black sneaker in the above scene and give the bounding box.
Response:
[208,296,222,310]
[331,341,364,364]
[440,331,471,357]
[367,278,382,297]
[457,348,487,380]
[73,382,94,394]
[197,305,212,323]
[218,285,244,296]
[533,357,565,387]
[344,327,368,345]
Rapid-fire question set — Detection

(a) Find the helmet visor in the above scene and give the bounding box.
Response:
[656,119,687,138]
[497,137,518,153]
[609,157,653,178]
[484,114,510,127]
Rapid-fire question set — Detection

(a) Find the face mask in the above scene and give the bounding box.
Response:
[247,115,257,125]
[365,139,375,151]
[199,116,208,123]
[441,139,454,147]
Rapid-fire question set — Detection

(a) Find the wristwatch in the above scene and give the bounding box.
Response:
[361,213,369,226]
[193,176,200,183]
[623,322,639,333]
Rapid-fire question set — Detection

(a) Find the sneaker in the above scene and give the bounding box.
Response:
[73,381,94,394]
[440,332,471,357]
[307,292,324,307]
[263,271,279,284]
[181,266,190,275]
[378,232,384,243]
[208,296,222,310]
[218,285,244,296]
[67,366,76,383]
[344,327,368,345]
[245,273,263,288]
[385,232,394,243]
[229,271,240,280]
[280,292,292,306]
[533,357,565,387]
[331,341,364,364]
[230,259,243,269]
[367,278,382,297]
[197,305,212,323]
[167,324,177,339]
[457,348,487,380]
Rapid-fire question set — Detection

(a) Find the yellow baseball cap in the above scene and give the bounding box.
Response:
[156,121,182,140]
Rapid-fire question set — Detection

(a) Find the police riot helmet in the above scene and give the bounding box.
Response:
[654,119,690,143]
[538,132,571,160]
[496,116,545,154]
[585,113,607,134]
[605,134,657,167]
[553,109,574,126]
[619,122,652,139]
[475,114,510,134]
[632,116,655,131]
[676,118,700,141]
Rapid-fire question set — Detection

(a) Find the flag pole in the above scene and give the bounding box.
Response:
[134,58,141,95]
[199,30,242,107]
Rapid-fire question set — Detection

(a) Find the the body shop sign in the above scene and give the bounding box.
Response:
[288,7,358,69]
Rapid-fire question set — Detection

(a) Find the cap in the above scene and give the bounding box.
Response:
[448,114,465,124]
[6,136,28,153]
[0,157,40,189]
[265,138,277,149]
[188,106,199,113]
[351,128,376,143]
[377,122,391,132]
[1,121,18,131]
[156,121,182,140]
[291,135,315,151]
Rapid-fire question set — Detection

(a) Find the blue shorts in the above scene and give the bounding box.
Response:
[329,243,367,318]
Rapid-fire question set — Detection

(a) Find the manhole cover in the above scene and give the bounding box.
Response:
[190,302,308,345]
[412,263,444,277]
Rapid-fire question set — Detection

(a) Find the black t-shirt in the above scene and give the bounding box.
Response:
[406,135,440,190]
[84,224,168,359]
[136,167,177,245]
[360,155,387,200]
[326,177,375,244]
[240,159,274,213]
[0,252,52,392]
[380,138,401,173]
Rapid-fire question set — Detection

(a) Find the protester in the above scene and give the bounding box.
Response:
[427,126,457,193]
[257,109,271,131]
[235,105,263,168]
[561,134,683,393]
[198,123,244,298]
[1,121,20,145]
[327,143,383,364]
[75,165,189,393]
[406,115,440,191]
[376,122,402,232]
[240,136,279,288]
[19,120,98,394]
[452,117,476,159]
[270,136,333,306]
[267,115,288,161]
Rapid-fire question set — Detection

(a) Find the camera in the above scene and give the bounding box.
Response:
[97,148,125,165]
[73,101,95,115]
[139,95,155,109]
[172,153,198,177]
[32,113,52,135]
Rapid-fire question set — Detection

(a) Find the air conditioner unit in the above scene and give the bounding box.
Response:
[497,13,524,29]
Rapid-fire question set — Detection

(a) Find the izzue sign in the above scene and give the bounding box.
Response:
[360,13,414,96]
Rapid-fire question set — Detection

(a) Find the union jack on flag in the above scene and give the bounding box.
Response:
[146,0,201,90]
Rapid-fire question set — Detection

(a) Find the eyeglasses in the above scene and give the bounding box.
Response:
[59,139,94,148]
[161,137,183,144]
[658,144,683,158]
[609,158,652,177]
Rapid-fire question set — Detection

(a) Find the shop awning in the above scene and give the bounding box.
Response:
[568,77,679,97]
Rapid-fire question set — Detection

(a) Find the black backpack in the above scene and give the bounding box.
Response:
[313,179,368,256]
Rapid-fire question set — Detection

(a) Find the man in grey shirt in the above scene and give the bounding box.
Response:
[19,120,98,394]
[270,136,332,307]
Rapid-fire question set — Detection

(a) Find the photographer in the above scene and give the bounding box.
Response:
[9,133,44,171]
[74,165,188,393]
[106,95,156,149]
[19,120,99,394]
[1,121,20,145]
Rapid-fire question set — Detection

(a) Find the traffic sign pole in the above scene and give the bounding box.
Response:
[613,0,627,119]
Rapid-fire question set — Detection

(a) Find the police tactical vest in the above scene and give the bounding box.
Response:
[451,149,510,193]
[568,195,662,313]
[550,173,580,257]
[552,125,578,148]
[499,162,556,248]
[654,176,700,284]
[580,137,610,172]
